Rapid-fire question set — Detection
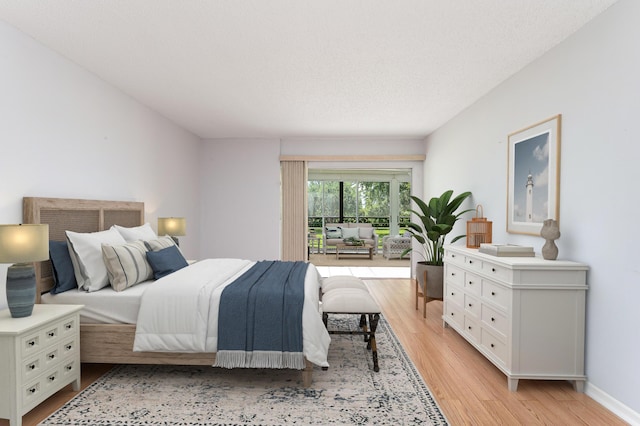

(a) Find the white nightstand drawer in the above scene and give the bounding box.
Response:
[21,331,42,358]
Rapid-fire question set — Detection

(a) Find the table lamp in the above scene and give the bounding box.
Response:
[157,217,186,246]
[0,224,49,318]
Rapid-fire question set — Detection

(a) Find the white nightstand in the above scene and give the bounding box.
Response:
[0,304,83,426]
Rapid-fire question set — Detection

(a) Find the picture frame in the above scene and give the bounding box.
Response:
[507,114,561,235]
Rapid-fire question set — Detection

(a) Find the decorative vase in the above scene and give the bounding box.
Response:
[6,263,37,318]
[540,219,560,260]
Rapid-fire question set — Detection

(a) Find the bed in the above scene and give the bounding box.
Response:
[23,196,329,386]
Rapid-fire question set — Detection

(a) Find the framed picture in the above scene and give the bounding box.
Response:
[507,114,561,235]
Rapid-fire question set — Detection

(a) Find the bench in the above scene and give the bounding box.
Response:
[321,276,382,372]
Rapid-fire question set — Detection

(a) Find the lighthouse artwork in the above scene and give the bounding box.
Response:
[507,115,561,234]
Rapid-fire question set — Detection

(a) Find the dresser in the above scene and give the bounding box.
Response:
[443,246,588,391]
[0,304,82,426]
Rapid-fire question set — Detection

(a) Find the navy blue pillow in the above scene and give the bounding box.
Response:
[146,245,188,279]
[49,241,78,294]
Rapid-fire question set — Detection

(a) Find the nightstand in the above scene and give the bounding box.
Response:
[0,304,83,426]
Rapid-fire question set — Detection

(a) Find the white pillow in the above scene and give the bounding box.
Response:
[358,227,375,239]
[340,227,359,239]
[102,241,154,292]
[111,223,157,242]
[66,229,127,292]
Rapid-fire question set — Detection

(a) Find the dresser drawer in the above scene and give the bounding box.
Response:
[464,293,480,318]
[482,262,511,282]
[445,250,465,265]
[482,280,510,311]
[444,301,464,330]
[481,304,508,339]
[481,328,507,366]
[464,256,482,271]
[464,272,482,296]
[446,283,465,308]
[445,264,464,286]
[464,315,481,343]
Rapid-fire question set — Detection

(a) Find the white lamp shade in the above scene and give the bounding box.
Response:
[157,217,186,236]
[0,224,49,264]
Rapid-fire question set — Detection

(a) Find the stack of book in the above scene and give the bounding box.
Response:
[478,243,535,257]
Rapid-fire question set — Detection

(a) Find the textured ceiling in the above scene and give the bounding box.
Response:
[0,1,618,139]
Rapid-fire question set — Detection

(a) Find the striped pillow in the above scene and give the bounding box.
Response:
[102,241,154,292]
[145,235,184,255]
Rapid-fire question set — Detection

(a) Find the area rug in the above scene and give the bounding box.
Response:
[40,316,448,425]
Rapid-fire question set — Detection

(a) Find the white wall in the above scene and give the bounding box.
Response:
[0,21,202,308]
[423,0,640,421]
[199,139,282,260]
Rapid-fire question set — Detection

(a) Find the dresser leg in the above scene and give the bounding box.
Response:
[508,377,519,391]
[72,377,81,392]
[573,379,585,393]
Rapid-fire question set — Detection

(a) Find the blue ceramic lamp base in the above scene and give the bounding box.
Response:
[6,263,37,318]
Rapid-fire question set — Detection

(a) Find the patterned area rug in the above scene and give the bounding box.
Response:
[40,316,448,425]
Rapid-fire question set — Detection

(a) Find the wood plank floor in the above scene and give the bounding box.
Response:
[3,279,627,425]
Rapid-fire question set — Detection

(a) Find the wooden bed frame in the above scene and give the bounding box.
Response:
[23,197,314,386]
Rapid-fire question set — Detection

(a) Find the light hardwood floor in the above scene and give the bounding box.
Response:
[3,279,627,426]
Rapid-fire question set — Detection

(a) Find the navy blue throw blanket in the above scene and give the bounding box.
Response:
[214,260,308,369]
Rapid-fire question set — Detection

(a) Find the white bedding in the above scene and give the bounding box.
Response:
[41,280,154,323]
[133,259,331,367]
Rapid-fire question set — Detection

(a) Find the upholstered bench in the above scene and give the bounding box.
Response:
[321,276,382,372]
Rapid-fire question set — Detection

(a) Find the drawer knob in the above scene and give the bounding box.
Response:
[65,324,72,330]
[468,260,473,264]
[490,343,495,348]
[468,326,472,330]
[66,364,73,371]
[48,331,55,337]
[468,303,472,307]
[49,375,56,382]
[450,312,455,316]
[66,344,72,350]
[451,292,455,296]
[491,317,495,322]
[468,281,473,285]
[452,254,456,258]
[491,291,496,296]
[28,341,36,347]
[29,364,36,370]
[492,268,496,272]
[451,272,456,276]
[29,387,37,394]
[48,354,55,360]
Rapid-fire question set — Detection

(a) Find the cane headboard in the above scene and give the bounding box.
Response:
[23,197,145,299]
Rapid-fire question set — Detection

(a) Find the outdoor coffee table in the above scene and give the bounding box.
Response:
[335,243,374,260]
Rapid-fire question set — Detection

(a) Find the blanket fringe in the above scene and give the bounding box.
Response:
[214,350,306,370]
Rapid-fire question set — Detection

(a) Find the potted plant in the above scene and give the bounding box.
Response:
[402,190,472,300]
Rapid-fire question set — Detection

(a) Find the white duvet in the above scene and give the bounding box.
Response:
[133,258,331,367]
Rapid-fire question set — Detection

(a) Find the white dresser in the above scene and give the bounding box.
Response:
[0,304,82,426]
[443,245,588,391]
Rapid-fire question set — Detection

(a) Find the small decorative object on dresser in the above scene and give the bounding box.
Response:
[0,304,83,426]
[540,218,560,260]
[466,205,492,248]
[443,245,588,392]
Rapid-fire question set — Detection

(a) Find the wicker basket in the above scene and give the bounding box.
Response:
[467,205,492,248]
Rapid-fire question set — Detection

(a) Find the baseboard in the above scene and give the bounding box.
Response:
[586,382,640,425]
